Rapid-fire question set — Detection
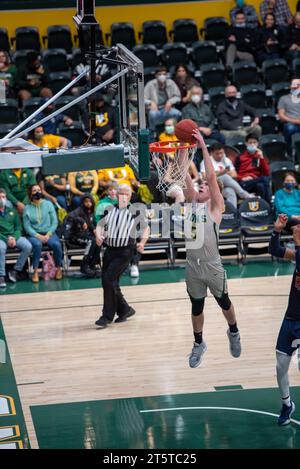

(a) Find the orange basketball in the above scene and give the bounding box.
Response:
[175,119,198,143]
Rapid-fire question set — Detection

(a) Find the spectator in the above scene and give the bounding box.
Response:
[23,184,63,283]
[0,167,36,215]
[98,164,140,199]
[28,126,68,149]
[200,142,253,207]
[173,64,200,107]
[256,13,282,65]
[235,133,271,202]
[0,50,16,98]
[230,1,259,29]
[159,118,178,142]
[33,97,73,135]
[274,172,300,227]
[93,93,117,144]
[278,78,300,147]
[182,85,225,143]
[0,188,32,287]
[217,85,261,141]
[64,194,101,278]
[260,0,293,30]
[144,66,181,137]
[284,12,300,61]
[15,51,52,102]
[36,170,68,210]
[71,54,110,96]
[226,10,258,67]
[68,170,99,209]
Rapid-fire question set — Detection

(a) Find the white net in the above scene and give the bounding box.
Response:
[149,141,196,194]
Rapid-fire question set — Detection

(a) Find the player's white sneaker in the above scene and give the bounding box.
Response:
[189,341,207,368]
[227,330,241,358]
[130,265,139,278]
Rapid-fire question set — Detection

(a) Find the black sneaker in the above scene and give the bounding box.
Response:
[115,307,136,323]
[95,316,111,328]
[0,276,6,288]
[8,269,18,283]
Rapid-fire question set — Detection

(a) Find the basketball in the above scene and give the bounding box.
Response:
[175,119,198,143]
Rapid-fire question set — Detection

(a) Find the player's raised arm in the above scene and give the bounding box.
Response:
[268,214,295,260]
[192,129,224,214]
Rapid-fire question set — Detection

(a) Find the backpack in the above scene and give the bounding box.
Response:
[42,252,56,281]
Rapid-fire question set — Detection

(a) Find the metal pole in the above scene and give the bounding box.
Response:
[89,24,97,144]
[0,67,129,148]
[5,69,89,139]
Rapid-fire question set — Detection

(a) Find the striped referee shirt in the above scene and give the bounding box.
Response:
[101,204,148,248]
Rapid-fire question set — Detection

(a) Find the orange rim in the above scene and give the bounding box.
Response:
[149,141,197,153]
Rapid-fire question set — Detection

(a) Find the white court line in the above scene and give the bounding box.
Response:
[140,406,300,426]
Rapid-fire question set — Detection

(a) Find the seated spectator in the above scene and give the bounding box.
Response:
[68,170,99,209]
[285,12,300,61]
[23,184,63,283]
[226,10,258,67]
[277,78,300,147]
[217,85,261,141]
[93,93,117,144]
[182,85,225,143]
[71,54,110,96]
[159,118,178,142]
[98,164,140,201]
[235,133,271,202]
[95,182,118,223]
[173,64,200,107]
[260,0,293,32]
[256,13,282,65]
[200,142,253,207]
[64,194,101,278]
[33,97,73,135]
[274,172,300,227]
[15,51,52,103]
[144,66,181,137]
[36,170,68,210]
[28,126,68,149]
[0,188,32,287]
[230,1,259,29]
[0,167,36,215]
[0,50,16,98]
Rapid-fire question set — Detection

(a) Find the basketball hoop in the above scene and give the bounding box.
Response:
[149,140,197,194]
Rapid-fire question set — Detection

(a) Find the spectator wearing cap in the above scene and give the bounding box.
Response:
[144,66,182,137]
[93,93,117,144]
[15,51,52,102]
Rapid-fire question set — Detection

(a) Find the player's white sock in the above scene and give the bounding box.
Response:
[276,351,292,406]
[282,396,291,407]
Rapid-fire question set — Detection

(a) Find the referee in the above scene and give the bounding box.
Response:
[95,184,149,329]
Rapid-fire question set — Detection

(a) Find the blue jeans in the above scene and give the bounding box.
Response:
[148,107,182,132]
[28,234,63,269]
[0,237,32,276]
[283,123,300,147]
[240,176,271,203]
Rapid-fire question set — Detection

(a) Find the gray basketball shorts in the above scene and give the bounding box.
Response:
[186,259,228,299]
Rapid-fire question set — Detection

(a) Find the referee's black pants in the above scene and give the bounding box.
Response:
[102,245,134,321]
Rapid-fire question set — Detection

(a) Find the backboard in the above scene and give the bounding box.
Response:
[115,44,150,181]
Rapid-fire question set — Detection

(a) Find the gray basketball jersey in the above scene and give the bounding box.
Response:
[186,203,221,264]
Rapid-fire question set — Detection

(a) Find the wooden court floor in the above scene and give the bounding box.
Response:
[1,275,300,448]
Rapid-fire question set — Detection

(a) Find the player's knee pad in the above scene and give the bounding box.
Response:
[190,297,205,316]
[214,293,231,311]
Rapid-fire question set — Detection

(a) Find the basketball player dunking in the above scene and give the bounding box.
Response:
[182,129,241,368]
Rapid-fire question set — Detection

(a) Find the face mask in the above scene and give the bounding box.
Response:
[0,197,6,208]
[284,182,297,190]
[34,133,43,140]
[157,75,167,84]
[235,23,246,28]
[32,192,42,201]
[191,95,201,104]
[227,96,236,103]
[165,125,174,134]
[291,88,300,96]
[247,144,257,154]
